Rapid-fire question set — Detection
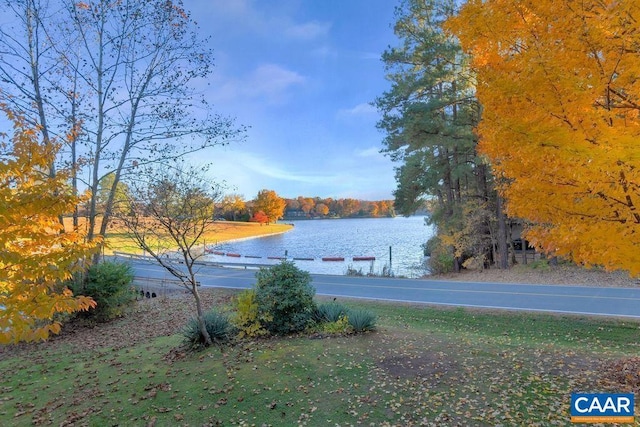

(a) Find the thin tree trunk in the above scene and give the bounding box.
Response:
[496,195,509,269]
[185,246,213,346]
[193,285,213,346]
[98,74,150,239]
[441,147,455,218]
[70,63,80,229]
[25,1,62,225]
[86,18,105,245]
[509,228,517,265]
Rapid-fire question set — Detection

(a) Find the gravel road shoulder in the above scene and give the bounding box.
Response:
[429,263,639,288]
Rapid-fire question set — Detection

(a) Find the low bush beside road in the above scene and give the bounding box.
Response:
[69,261,137,322]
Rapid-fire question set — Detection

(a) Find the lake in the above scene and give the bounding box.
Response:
[205,216,434,277]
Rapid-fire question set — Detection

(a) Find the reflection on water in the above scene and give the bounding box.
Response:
[205,216,434,277]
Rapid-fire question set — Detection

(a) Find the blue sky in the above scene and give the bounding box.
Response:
[187,0,400,200]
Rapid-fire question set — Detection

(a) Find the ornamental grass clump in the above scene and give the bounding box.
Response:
[182,310,235,348]
[346,308,377,333]
[311,302,377,335]
[312,302,348,323]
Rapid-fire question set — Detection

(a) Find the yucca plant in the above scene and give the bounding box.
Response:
[183,310,235,348]
[312,302,348,323]
[346,308,377,333]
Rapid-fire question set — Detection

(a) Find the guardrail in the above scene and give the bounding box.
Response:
[112,251,266,270]
[205,248,377,263]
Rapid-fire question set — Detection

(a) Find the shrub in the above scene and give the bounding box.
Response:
[312,303,376,335]
[380,264,395,277]
[232,289,270,338]
[254,261,316,335]
[71,261,136,322]
[345,265,364,276]
[528,259,550,270]
[425,236,455,274]
[312,302,348,323]
[346,308,377,333]
[183,310,235,348]
[322,315,351,334]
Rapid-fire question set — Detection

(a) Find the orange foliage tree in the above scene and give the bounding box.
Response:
[448,0,640,275]
[0,110,99,343]
[315,203,329,216]
[253,189,286,223]
[251,210,269,225]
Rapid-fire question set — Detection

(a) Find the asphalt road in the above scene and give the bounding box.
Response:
[126,257,640,319]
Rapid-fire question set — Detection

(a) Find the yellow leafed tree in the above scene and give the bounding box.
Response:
[253,189,286,224]
[0,110,99,343]
[448,0,640,275]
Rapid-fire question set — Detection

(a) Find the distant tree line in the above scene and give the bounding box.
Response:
[215,192,397,222]
[283,196,396,219]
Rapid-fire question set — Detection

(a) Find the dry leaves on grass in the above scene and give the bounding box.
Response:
[434,263,640,287]
[0,288,237,360]
[364,329,606,426]
[599,357,640,395]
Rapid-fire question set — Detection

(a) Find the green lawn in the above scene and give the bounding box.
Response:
[1,291,639,426]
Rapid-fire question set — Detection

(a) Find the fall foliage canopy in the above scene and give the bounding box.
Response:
[448,0,640,275]
[252,189,286,223]
[251,210,269,224]
[0,111,99,343]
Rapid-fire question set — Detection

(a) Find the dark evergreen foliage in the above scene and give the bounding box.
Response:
[71,261,136,322]
[254,261,316,335]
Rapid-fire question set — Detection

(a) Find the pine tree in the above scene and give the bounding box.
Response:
[376,0,508,271]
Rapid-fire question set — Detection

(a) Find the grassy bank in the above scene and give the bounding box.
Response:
[63,218,293,255]
[1,289,639,426]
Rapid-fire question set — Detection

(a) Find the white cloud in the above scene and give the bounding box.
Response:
[355,146,384,159]
[213,63,306,105]
[243,153,324,183]
[337,102,377,118]
[285,21,331,40]
[207,147,395,200]
[217,151,332,185]
[309,45,338,58]
[250,64,306,98]
[199,1,331,43]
